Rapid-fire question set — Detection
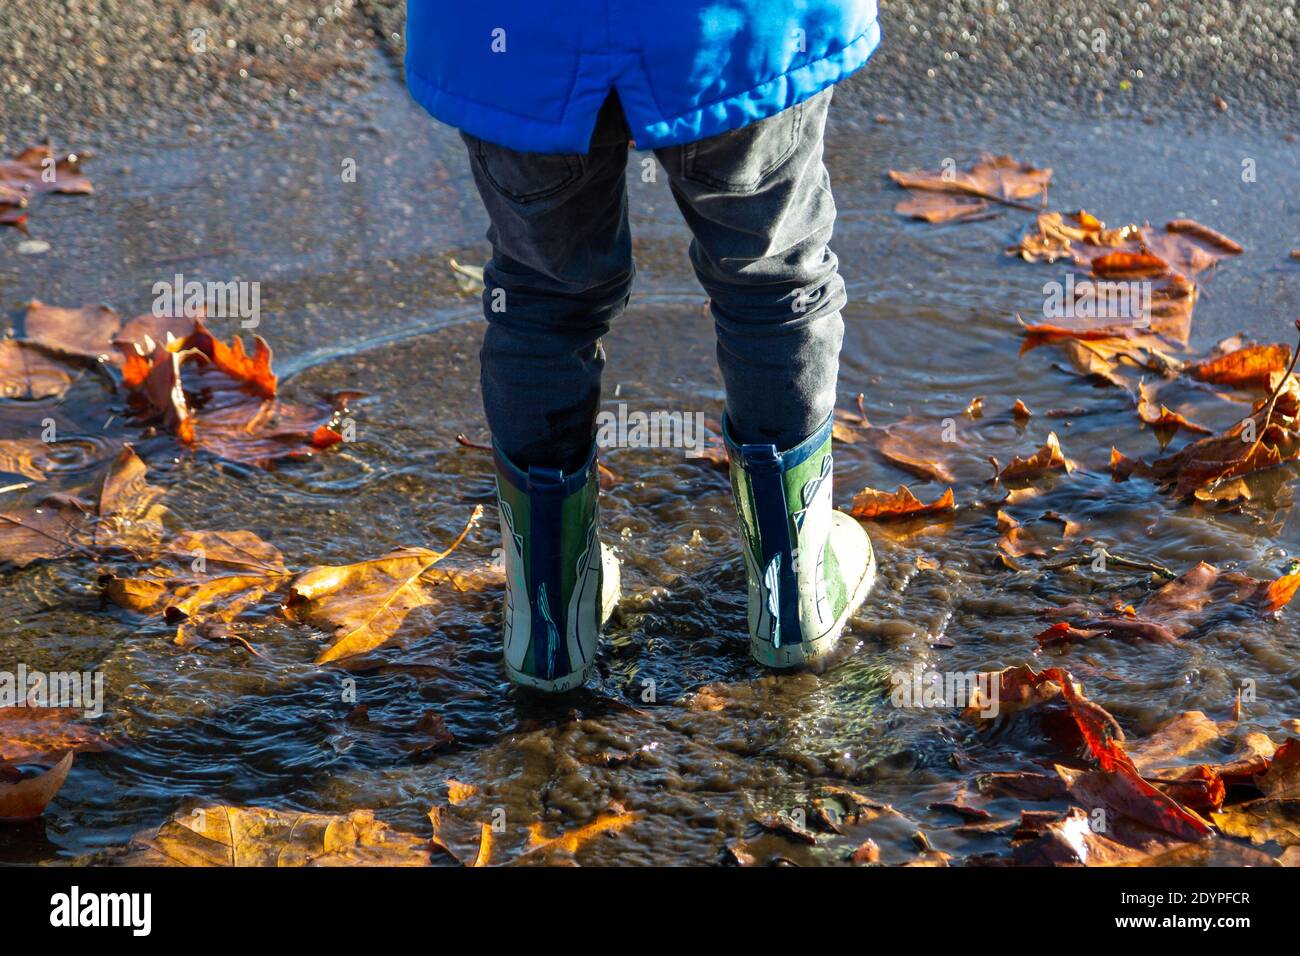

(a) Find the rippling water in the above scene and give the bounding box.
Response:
[2,62,1299,865]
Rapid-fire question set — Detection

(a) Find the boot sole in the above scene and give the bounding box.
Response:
[505,660,594,693]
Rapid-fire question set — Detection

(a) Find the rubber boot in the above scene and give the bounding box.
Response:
[493,443,620,691]
[724,413,876,668]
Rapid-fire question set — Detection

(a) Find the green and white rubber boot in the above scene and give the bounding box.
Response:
[493,442,620,692]
[724,413,876,668]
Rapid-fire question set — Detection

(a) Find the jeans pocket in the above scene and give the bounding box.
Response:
[680,99,806,193]
[466,133,585,204]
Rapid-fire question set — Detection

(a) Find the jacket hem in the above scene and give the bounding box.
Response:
[405,21,880,154]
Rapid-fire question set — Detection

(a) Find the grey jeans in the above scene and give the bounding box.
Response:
[462,87,845,473]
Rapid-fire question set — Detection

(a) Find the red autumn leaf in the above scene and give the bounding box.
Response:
[849,485,955,521]
[1057,764,1215,844]
[1090,251,1170,279]
[964,664,1213,843]
[117,318,349,466]
[181,319,278,399]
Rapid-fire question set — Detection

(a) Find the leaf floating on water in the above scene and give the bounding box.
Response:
[104,528,291,653]
[1127,711,1222,774]
[968,664,1215,845]
[996,510,1046,561]
[94,445,168,554]
[428,805,494,866]
[0,339,83,400]
[0,752,74,822]
[0,446,164,568]
[1188,341,1292,389]
[850,485,955,521]
[1263,569,1300,615]
[996,432,1074,483]
[286,506,485,663]
[859,408,1073,492]
[1139,367,1300,499]
[0,493,95,568]
[1009,211,1242,279]
[178,319,277,398]
[117,317,346,465]
[1008,209,1132,264]
[893,192,993,223]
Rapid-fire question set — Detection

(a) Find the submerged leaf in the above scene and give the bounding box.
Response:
[120,805,433,866]
[1136,379,1213,447]
[518,808,642,861]
[0,708,111,765]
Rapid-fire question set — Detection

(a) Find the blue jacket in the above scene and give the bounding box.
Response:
[405,1,880,154]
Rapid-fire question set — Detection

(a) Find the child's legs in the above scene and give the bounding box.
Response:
[463,98,633,473]
[654,87,843,449]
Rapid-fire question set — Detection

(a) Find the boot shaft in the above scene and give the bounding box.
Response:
[494,444,603,687]
[725,414,867,662]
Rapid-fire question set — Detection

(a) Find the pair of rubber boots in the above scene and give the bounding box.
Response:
[492,413,876,692]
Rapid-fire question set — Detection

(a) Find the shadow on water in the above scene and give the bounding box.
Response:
[2,57,1299,864]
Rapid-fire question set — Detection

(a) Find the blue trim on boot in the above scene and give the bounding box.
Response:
[523,464,568,681]
[492,441,597,498]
